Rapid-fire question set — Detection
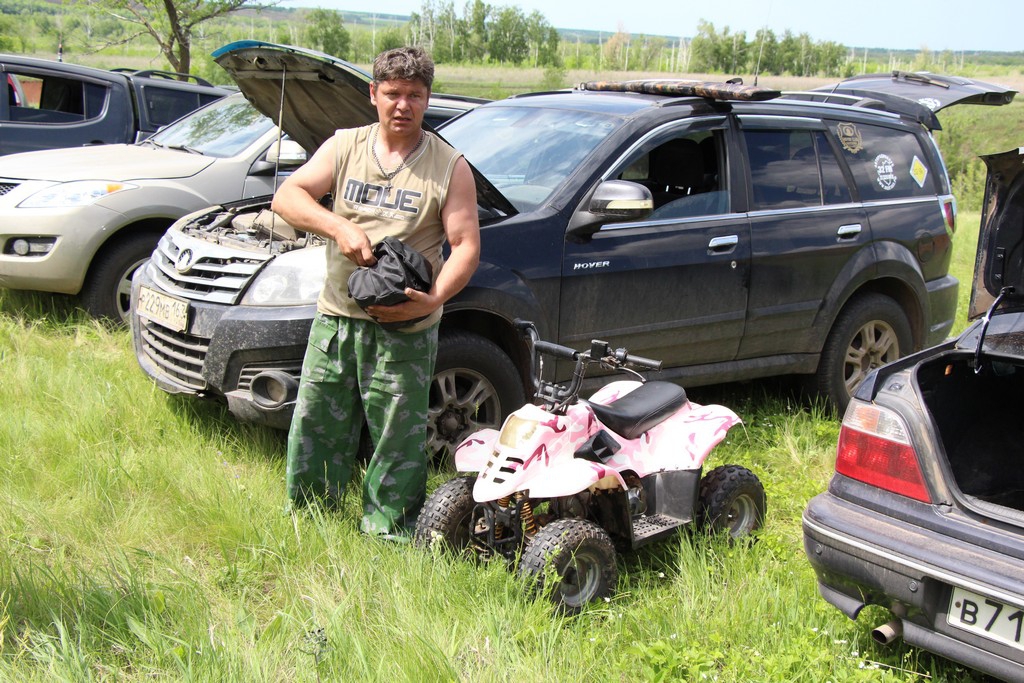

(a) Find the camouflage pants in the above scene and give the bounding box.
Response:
[286,312,439,535]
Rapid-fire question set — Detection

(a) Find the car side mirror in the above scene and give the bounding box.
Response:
[266,139,307,167]
[567,180,653,241]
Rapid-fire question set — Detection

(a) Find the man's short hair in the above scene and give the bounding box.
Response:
[373,47,434,90]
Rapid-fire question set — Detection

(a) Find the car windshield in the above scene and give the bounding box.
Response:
[146,94,275,158]
[441,104,619,212]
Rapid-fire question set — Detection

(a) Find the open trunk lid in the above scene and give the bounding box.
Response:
[968,147,1024,320]
[812,71,1016,130]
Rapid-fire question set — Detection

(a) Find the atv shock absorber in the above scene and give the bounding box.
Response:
[518,493,538,537]
[495,496,512,539]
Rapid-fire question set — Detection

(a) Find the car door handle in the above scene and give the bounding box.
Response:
[837,224,862,240]
[708,235,739,253]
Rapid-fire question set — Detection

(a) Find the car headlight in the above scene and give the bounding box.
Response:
[241,250,325,306]
[17,180,138,208]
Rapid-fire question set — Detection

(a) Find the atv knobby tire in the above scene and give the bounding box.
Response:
[519,518,617,614]
[698,465,766,539]
[413,476,479,553]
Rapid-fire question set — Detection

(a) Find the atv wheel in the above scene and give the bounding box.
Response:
[519,518,617,614]
[698,465,766,539]
[413,476,480,553]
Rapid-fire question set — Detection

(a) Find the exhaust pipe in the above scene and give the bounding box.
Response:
[249,370,299,410]
[871,619,903,645]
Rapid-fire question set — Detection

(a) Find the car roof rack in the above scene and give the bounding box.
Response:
[578,78,781,102]
[779,91,890,110]
[110,67,215,87]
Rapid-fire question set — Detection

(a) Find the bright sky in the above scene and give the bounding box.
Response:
[290,0,1021,53]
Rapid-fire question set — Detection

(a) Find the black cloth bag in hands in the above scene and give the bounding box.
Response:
[347,236,434,330]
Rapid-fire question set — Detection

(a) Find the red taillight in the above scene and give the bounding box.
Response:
[941,197,956,235]
[835,402,931,503]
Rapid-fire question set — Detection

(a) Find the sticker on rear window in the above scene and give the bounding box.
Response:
[836,122,863,154]
[874,154,897,191]
[918,98,942,111]
[910,155,929,188]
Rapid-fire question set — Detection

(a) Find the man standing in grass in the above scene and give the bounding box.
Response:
[271,46,480,540]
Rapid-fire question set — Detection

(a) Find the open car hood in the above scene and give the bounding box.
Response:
[969,147,1024,319]
[812,71,1016,130]
[212,40,515,217]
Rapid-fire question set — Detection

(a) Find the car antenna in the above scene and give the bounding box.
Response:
[973,285,1015,373]
[752,2,772,86]
[268,62,288,253]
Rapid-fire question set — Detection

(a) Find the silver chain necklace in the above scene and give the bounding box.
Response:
[371,125,424,193]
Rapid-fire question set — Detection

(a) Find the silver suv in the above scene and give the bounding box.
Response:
[0,90,479,322]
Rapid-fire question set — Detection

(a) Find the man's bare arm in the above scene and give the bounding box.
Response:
[270,137,376,267]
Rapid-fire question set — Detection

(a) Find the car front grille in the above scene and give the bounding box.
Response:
[138,317,209,391]
[0,182,20,197]
[148,232,272,305]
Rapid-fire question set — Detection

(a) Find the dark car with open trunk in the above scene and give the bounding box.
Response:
[803,146,1024,682]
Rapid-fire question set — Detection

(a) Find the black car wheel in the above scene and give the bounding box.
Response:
[519,518,618,614]
[413,475,480,553]
[428,331,525,459]
[79,232,160,324]
[698,465,766,539]
[816,293,912,413]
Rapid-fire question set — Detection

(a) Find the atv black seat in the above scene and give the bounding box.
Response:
[586,381,688,440]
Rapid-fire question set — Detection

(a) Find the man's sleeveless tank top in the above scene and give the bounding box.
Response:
[318,123,462,332]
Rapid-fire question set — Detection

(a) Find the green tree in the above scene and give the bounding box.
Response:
[376,26,406,53]
[79,0,277,76]
[525,10,555,67]
[305,8,350,59]
[464,0,489,62]
[488,5,528,65]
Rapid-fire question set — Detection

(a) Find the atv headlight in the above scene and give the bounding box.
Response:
[241,250,325,306]
[18,180,138,208]
[498,415,541,449]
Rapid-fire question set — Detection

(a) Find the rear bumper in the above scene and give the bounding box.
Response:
[803,491,1024,681]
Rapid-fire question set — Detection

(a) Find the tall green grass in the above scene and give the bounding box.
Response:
[0,263,988,681]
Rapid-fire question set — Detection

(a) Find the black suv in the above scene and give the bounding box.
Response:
[0,54,230,155]
[130,42,1015,455]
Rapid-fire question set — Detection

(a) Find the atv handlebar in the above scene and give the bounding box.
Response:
[533,340,579,361]
[514,319,665,410]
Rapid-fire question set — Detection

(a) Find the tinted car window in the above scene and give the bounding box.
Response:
[140,85,209,127]
[148,95,275,158]
[832,121,936,200]
[745,129,824,210]
[613,128,729,219]
[441,105,619,212]
[2,71,109,124]
[818,131,853,205]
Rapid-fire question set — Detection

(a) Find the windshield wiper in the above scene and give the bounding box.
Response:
[167,143,202,155]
